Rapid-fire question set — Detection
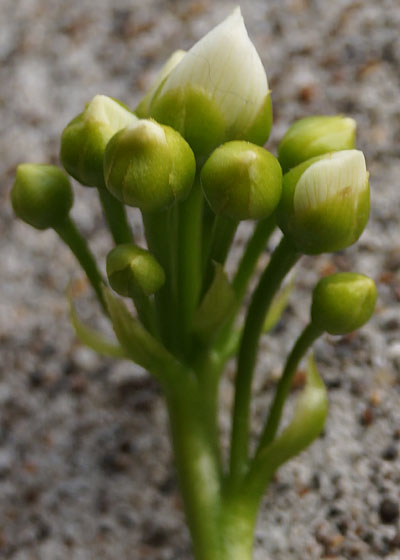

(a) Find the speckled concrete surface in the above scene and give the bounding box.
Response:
[1,1,400,558]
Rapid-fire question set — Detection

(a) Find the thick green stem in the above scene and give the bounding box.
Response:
[165,373,222,560]
[97,184,133,245]
[203,214,238,295]
[255,322,322,454]
[229,236,300,485]
[54,216,106,312]
[177,179,203,355]
[232,216,276,301]
[212,216,276,361]
[142,209,179,353]
[217,496,257,560]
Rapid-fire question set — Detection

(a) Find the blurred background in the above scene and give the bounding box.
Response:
[1,1,400,558]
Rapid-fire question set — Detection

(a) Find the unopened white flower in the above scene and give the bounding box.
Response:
[60,94,138,187]
[149,7,272,159]
[85,95,138,130]
[278,150,370,254]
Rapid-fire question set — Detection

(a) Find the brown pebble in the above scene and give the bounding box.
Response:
[381,445,398,461]
[379,498,399,524]
[69,375,88,394]
[369,389,382,407]
[390,534,400,549]
[360,407,374,426]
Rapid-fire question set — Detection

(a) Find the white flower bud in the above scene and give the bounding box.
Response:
[278,150,370,254]
[60,95,138,187]
[149,8,272,159]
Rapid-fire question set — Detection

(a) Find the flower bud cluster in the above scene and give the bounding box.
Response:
[11,7,376,340]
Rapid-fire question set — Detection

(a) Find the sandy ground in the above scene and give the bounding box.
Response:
[1,0,400,558]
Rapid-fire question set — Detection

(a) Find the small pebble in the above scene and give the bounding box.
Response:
[360,407,374,426]
[381,445,398,461]
[379,498,399,524]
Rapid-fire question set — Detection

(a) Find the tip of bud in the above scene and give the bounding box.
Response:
[132,119,167,145]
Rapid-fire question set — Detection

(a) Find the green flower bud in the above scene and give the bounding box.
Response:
[311,273,377,335]
[106,244,165,298]
[277,150,369,255]
[278,115,356,173]
[201,141,282,221]
[104,119,196,212]
[135,50,187,118]
[11,163,73,230]
[149,8,272,159]
[60,95,138,187]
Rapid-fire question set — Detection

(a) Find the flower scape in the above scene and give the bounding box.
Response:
[11,7,378,560]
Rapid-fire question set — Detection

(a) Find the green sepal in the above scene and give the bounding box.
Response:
[242,93,273,146]
[103,287,181,384]
[193,264,237,343]
[263,273,295,333]
[243,354,328,502]
[270,353,328,461]
[68,290,127,359]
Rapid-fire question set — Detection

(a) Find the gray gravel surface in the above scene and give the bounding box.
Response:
[1,0,400,558]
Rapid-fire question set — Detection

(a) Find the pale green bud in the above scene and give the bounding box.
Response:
[149,8,272,159]
[201,141,282,221]
[136,50,186,118]
[311,273,377,335]
[60,95,138,187]
[277,150,369,254]
[278,115,356,173]
[11,163,73,230]
[107,243,165,298]
[104,119,196,212]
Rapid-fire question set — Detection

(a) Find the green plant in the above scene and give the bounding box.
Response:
[11,8,377,559]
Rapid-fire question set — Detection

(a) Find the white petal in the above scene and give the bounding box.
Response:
[294,150,367,213]
[85,95,138,130]
[159,7,268,130]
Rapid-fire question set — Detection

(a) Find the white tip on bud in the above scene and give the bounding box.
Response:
[294,150,367,214]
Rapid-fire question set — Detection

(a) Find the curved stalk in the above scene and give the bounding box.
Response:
[255,322,322,454]
[97,183,133,245]
[54,216,106,312]
[229,236,300,485]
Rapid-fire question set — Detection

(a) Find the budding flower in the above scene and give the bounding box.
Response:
[311,273,377,335]
[201,141,282,221]
[277,150,370,254]
[149,7,272,159]
[11,163,73,230]
[104,119,196,212]
[60,94,138,187]
[278,115,356,173]
[107,244,165,298]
